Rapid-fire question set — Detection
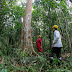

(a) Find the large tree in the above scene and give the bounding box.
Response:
[19,0,36,55]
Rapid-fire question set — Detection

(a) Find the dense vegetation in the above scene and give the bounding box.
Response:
[0,0,72,72]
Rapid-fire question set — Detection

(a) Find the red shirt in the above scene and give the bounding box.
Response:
[36,38,42,48]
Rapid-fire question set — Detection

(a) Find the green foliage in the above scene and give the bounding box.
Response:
[0,69,7,72]
[25,66,37,72]
[0,0,72,71]
[0,0,25,56]
[70,7,72,11]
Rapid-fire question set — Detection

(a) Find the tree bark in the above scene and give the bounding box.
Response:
[48,6,52,49]
[19,0,37,55]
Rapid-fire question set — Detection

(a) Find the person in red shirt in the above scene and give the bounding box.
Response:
[33,35,43,53]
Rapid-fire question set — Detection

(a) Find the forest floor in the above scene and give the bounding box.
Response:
[0,52,72,72]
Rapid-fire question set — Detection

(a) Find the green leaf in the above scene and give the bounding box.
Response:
[66,70,71,72]
[1,69,7,72]
[70,7,72,11]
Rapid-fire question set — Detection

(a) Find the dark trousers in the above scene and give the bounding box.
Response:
[51,47,61,58]
[50,47,62,65]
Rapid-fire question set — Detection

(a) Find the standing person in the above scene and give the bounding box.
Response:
[50,25,63,63]
[33,35,43,53]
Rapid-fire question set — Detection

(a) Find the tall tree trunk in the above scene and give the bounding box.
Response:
[48,6,52,49]
[19,0,37,55]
